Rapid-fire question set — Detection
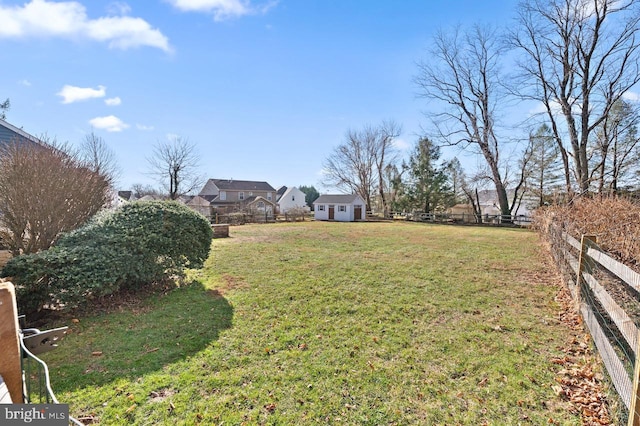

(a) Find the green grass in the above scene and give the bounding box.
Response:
[42,221,580,425]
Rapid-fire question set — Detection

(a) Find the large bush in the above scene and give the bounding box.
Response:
[2,201,213,314]
[534,196,640,268]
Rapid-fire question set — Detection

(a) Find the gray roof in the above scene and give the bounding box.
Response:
[0,118,43,149]
[209,179,276,192]
[314,194,363,204]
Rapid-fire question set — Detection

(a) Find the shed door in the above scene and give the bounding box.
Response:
[328,205,335,220]
[354,205,362,221]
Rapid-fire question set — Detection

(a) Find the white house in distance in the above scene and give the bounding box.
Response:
[313,194,366,222]
[277,186,310,213]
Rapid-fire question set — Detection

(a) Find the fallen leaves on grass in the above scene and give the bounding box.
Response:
[554,284,612,425]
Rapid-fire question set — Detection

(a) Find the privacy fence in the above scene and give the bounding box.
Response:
[546,223,640,425]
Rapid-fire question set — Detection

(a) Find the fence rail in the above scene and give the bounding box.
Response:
[547,225,640,425]
[390,212,532,225]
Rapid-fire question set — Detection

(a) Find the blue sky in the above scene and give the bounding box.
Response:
[0,0,517,192]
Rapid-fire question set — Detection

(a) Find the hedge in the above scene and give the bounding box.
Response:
[2,201,213,314]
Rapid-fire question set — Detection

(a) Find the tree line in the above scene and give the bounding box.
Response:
[323,0,640,217]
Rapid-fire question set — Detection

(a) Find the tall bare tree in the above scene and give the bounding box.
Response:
[147,136,203,200]
[80,132,120,185]
[511,0,640,194]
[415,25,520,218]
[322,122,400,212]
[0,137,112,255]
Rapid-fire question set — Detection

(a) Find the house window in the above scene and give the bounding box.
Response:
[318,205,325,211]
[239,192,245,200]
[249,192,253,196]
[220,191,226,201]
[267,192,272,201]
[292,195,295,201]
[339,205,346,212]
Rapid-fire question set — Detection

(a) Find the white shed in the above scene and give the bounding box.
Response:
[277,186,310,213]
[313,194,366,222]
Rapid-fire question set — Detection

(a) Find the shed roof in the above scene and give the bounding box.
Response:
[314,194,363,204]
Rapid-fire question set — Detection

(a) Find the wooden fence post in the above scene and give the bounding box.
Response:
[577,235,597,291]
[629,328,640,426]
[0,281,23,403]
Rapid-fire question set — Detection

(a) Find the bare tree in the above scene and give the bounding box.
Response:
[415,25,521,218]
[80,132,120,184]
[147,136,203,200]
[131,183,163,199]
[0,137,111,255]
[322,122,400,212]
[510,0,640,194]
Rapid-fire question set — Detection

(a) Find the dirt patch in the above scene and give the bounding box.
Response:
[149,388,176,403]
[210,274,249,296]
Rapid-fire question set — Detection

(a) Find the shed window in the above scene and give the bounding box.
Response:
[318,205,325,211]
[339,205,346,212]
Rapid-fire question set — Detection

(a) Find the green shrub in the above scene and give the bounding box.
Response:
[2,201,213,314]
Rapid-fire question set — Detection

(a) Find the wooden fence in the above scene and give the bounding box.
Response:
[390,212,532,226]
[547,224,640,425]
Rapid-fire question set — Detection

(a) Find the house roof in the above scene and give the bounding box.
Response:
[187,195,210,206]
[206,179,276,192]
[118,190,134,201]
[314,194,363,204]
[246,195,276,206]
[0,118,45,149]
[276,186,287,196]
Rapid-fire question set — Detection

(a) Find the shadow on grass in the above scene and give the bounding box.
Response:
[44,280,233,393]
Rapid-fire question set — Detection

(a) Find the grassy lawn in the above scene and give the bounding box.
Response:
[42,221,580,425]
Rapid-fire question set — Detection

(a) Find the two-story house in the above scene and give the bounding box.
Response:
[199,179,277,214]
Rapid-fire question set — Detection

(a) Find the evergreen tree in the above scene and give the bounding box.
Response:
[406,137,453,212]
[0,98,9,120]
[525,124,562,207]
[299,185,320,208]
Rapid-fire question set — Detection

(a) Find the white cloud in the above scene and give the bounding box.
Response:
[18,79,31,86]
[136,123,154,131]
[623,91,640,102]
[393,137,411,151]
[105,96,122,106]
[107,1,132,16]
[89,115,129,132]
[167,0,277,21]
[58,84,106,104]
[0,0,170,52]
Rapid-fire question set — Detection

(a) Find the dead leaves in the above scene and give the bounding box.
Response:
[553,286,612,425]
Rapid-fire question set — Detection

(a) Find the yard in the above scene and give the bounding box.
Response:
[41,221,587,424]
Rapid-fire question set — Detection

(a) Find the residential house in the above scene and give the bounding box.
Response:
[448,189,534,224]
[0,118,45,149]
[199,179,277,215]
[186,195,212,219]
[313,194,366,222]
[276,186,310,214]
